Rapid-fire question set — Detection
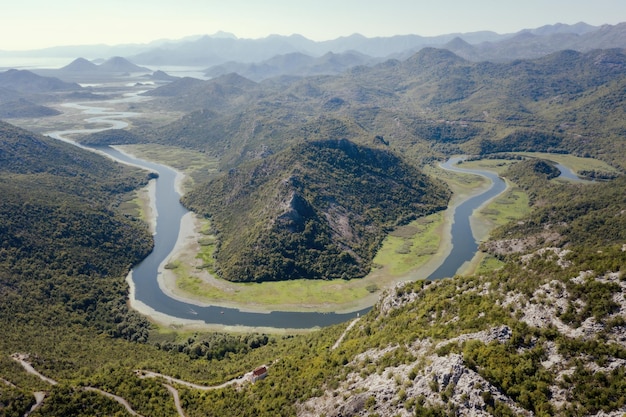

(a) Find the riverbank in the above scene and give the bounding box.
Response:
[123,157,506,332]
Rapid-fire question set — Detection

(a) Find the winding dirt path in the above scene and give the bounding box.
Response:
[10,353,144,417]
[136,367,266,417]
[12,352,274,417]
[136,369,251,391]
[1,377,17,387]
[11,353,58,385]
[331,317,360,350]
[164,384,187,417]
[83,387,145,417]
[23,392,46,417]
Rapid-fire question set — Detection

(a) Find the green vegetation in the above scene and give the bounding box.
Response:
[116,143,220,191]
[1,45,626,416]
[372,213,443,276]
[493,160,626,248]
[124,48,626,174]
[183,139,450,282]
[174,273,375,311]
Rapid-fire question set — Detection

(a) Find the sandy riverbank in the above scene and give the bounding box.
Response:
[124,156,505,332]
[125,212,314,334]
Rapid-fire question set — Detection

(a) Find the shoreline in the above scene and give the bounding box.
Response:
[47,100,505,332]
[124,155,505,332]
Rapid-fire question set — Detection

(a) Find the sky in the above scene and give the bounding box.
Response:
[1,0,626,51]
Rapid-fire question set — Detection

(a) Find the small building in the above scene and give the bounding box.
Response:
[250,366,268,383]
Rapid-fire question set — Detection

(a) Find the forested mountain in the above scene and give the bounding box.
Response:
[2,26,626,415]
[182,139,450,282]
[0,121,154,340]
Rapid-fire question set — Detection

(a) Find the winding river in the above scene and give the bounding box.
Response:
[428,158,507,280]
[48,97,509,329]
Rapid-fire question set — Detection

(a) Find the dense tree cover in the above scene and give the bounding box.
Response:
[0,123,156,415]
[154,332,270,360]
[492,160,626,249]
[479,130,566,155]
[1,47,626,416]
[183,139,450,282]
[0,124,155,337]
[80,128,143,146]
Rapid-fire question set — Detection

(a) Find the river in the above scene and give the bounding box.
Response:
[428,158,507,280]
[48,98,509,329]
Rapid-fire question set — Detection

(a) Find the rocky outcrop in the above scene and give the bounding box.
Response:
[298,326,532,417]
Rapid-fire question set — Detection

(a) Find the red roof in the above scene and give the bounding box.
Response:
[252,366,267,376]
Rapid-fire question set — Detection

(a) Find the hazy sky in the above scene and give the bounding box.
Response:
[2,0,625,51]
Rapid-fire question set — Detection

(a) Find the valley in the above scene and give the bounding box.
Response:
[27,83,515,329]
[1,31,625,416]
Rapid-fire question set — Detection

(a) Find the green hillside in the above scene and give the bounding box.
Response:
[121,48,626,172]
[0,121,154,342]
[1,46,626,416]
[183,139,450,282]
[1,148,625,416]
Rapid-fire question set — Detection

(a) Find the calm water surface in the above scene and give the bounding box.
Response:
[48,98,510,328]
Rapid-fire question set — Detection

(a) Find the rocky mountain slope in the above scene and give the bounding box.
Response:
[295,167,626,416]
[182,139,450,282]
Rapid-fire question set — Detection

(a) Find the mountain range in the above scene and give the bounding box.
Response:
[2,22,625,74]
[98,47,626,174]
[2,17,626,415]
[77,45,626,289]
[127,22,625,67]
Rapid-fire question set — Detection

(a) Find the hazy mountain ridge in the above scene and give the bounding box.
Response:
[126,22,626,67]
[0,69,82,117]
[2,22,623,73]
[446,22,626,62]
[0,68,79,93]
[204,50,380,81]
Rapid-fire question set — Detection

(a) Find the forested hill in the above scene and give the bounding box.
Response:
[2,153,624,416]
[0,121,154,338]
[182,139,450,282]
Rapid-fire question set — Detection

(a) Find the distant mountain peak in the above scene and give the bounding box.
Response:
[445,36,473,49]
[210,31,237,39]
[406,47,466,66]
[211,72,256,87]
[61,57,99,72]
[98,56,150,73]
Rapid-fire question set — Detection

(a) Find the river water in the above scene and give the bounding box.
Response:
[48,98,509,329]
[428,158,507,280]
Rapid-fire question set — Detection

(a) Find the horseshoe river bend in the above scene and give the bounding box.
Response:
[46,94,509,331]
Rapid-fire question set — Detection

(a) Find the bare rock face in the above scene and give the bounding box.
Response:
[298,326,533,417]
[377,282,427,316]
